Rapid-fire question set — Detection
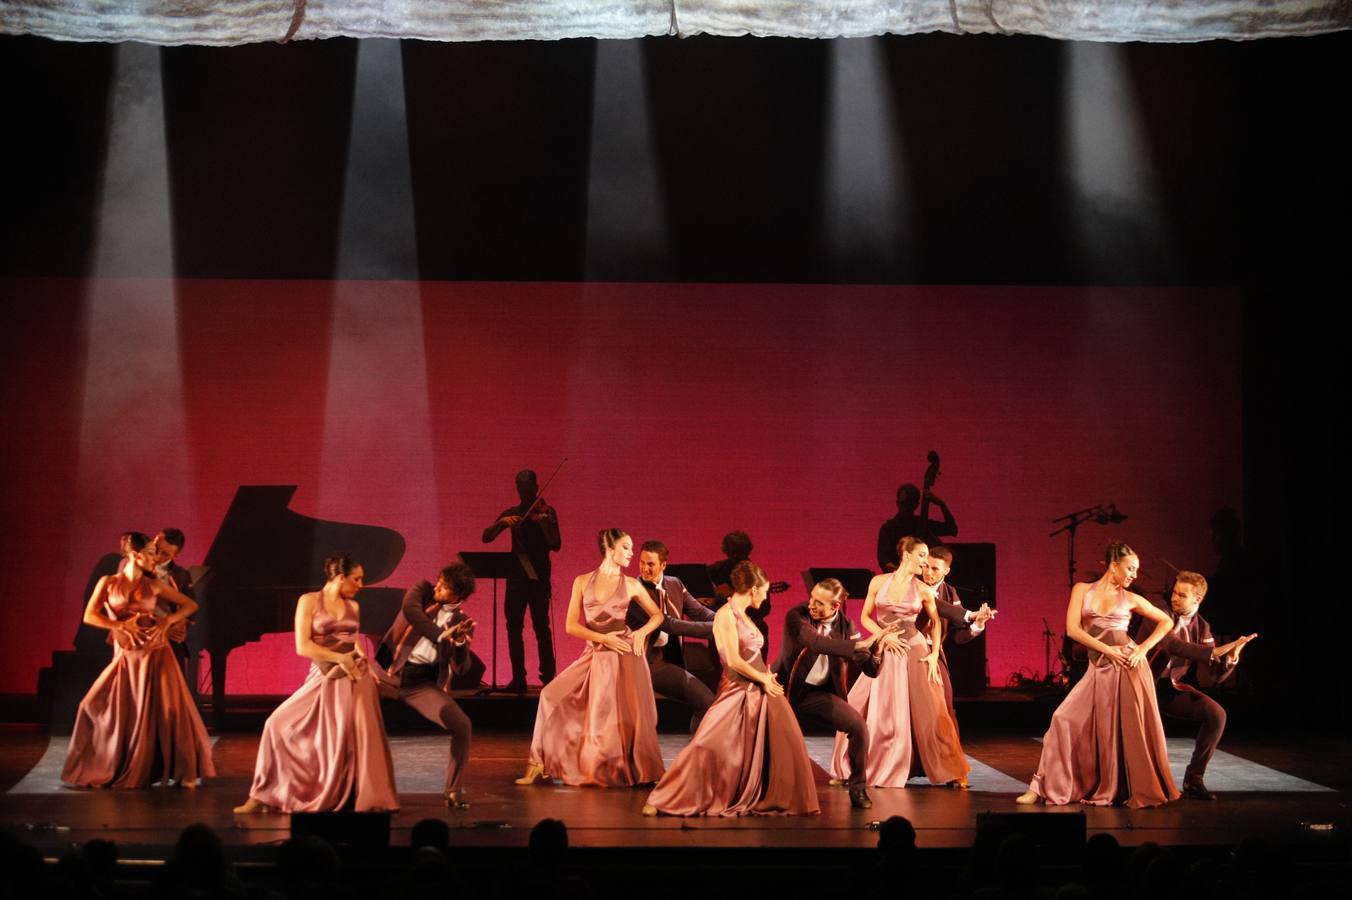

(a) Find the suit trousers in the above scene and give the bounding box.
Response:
[1158,683,1227,783]
[794,686,868,787]
[649,654,715,732]
[380,666,472,792]
[505,579,556,685]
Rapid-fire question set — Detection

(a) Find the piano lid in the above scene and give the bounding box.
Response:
[200,485,405,587]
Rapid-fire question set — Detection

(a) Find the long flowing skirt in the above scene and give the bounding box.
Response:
[646,668,820,816]
[528,644,664,787]
[247,665,398,812]
[62,642,215,788]
[830,636,969,787]
[1028,657,1179,808]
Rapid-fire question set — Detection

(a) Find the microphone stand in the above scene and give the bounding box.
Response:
[1041,617,1058,683]
[1049,502,1124,591]
[1047,502,1128,683]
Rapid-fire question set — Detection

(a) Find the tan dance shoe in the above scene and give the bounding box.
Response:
[444,789,470,809]
[514,762,546,786]
[232,797,275,814]
[1014,790,1042,805]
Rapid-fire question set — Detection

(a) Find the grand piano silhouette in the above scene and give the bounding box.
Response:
[188,485,408,723]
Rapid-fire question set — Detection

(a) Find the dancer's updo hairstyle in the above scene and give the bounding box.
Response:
[120,531,150,555]
[1103,541,1136,567]
[597,528,628,557]
[324,552,360,581]
[730,560,768,594]
[896,535,927,558]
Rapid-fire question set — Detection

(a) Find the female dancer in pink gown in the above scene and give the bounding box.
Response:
[644,560,819,816]
[234,553,398,813]
[515,529,665,788]
[831,537,969,788]
[1017,542,1180,808]
[63,534,215,789]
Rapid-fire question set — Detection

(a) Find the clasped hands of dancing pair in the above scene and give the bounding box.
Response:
[61,526,1251,817]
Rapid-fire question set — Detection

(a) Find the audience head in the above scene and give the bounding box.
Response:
[877,815,916,868]
[173,823,228,887]
[529,818,569,868]
[410,817,451,852]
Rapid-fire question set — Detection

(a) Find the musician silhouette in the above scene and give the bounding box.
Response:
[876,484,958,571]
[482,469,561,692]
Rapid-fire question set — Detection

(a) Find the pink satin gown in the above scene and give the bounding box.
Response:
[1027,585,1179,808]
[62,575,215,788]
[527,571,664,787]
[245,598,398,812]
[646,608,819,816]
[830,574,969,787]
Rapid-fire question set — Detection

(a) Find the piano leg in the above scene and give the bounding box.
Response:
[211,650,230,728]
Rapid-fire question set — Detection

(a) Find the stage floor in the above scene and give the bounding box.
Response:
[3,722,1347,861]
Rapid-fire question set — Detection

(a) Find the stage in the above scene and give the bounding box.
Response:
[3,719,1346,860]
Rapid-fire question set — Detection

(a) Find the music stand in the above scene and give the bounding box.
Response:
[801,568,875,613]
[664,563,718,601]
[457,551,528,692]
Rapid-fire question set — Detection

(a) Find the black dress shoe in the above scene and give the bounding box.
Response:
[503,680,527,695]
[1182,779,1216,801]
[849,785,873,809]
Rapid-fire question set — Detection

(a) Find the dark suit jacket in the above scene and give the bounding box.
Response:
[916,582,978,647]
[157,562,195,645]
[625,575,715,667]
[774,602,881,706]
[1132,599,1236,690]
[377,580,473,691]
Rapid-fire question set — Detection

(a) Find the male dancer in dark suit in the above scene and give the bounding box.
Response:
[774,578,900,809]
[626,540,717,731]
[151,528,195,674]
[376,562,481,808]
[919,545,995,714]
[1132,570,1257,800]
[482,469,560,693]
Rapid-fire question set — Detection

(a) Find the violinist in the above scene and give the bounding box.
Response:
[482,469,562,693]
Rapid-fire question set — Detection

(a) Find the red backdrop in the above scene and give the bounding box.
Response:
[0,279,1241,694]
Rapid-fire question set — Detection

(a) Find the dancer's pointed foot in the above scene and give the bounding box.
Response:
[444,789,470,809]
[642,804,657,817]
[1015,790,1042,805]
[514,762,545,786]
[949,779,969,790]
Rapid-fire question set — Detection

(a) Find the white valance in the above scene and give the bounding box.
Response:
[1,1,1348,45]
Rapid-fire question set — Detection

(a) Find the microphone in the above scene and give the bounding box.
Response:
[1093,504,1128,525]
